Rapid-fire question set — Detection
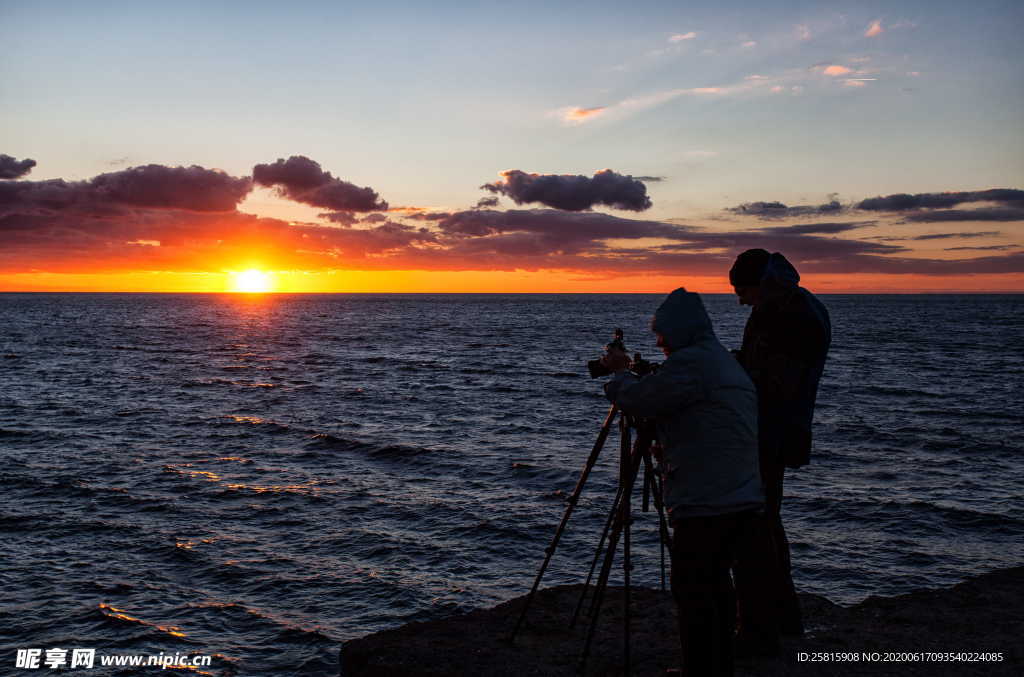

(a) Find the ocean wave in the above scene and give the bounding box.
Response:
[863,385,951,399]
[304,432,442,461]
[797,495,1024,534]
[217,415,293,433]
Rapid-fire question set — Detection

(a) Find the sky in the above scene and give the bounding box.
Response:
[1,0,1022,292]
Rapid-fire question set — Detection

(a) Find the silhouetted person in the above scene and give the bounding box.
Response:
[608,327,626,353]
[602,289,762,676]
[729,249,831,649]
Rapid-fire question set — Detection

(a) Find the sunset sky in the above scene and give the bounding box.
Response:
[1,0,1021,292]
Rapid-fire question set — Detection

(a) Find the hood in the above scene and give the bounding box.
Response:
[651,288,715,351]
[762,252,800,289]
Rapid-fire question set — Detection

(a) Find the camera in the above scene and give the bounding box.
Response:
[587,328,659,378]
[587,328,625,378]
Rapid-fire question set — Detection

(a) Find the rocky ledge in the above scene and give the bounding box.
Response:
[340,567,1022,676]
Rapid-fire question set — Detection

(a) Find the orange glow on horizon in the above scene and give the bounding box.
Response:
[0,270,1021,294]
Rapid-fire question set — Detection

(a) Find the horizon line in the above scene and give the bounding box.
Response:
[2,290,1022,296]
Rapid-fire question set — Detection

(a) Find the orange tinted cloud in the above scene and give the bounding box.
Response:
[562,106,607,123]
[865,20,883,38]
[823,65,853,76]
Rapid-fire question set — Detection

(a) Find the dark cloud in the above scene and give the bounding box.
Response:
[426,210,906,267]
[0,154,36,180]
[296,221,437,255]
[727,199,843,219]
[634,176,666,182]
[406,211,452,221]
[480,169,653,211]
[89,165,252,211]
[657,232,905,258]
[856,189,1024,211]
[759,221,874,235]
[792,252,1024,276]
[0,165,252,212]
[359,213,388,223]
[319,211,358,225]
[437,209,693,240]
[252,155,387,212]
[475,196,499,208]
[902,207,1024,222]
[944,245,1018,252]
[0,198,436,273]
[911,231,1000,241]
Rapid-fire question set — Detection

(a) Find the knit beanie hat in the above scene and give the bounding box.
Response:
[729,248,771,286]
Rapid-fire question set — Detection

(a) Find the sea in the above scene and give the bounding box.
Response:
[1,293,1022,675]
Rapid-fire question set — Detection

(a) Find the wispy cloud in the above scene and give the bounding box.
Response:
[903,208,1024,223]
[857,189,1024,211]
[944,244,1018,252]
[561,59,891,125]
[558,78,771,125]
[560,106,607,124]
[669,32,697,42]
[911,231,1000,241]
[865,19,884,38]
[823,65,853,76]
[726,199,844,219]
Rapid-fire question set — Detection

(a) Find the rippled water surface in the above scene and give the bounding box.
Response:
[2,293,1022,675]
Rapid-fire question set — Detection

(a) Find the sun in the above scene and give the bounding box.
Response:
[231,269,274,293]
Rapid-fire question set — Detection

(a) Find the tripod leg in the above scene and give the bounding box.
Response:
[570,481,623,628]
[585,421,636,621]
[623,424,633,675]
[661,522,666,592]
[642,459,651,513]
[641,451,673,591]
[578,430,649,674]
[510,404,618,643]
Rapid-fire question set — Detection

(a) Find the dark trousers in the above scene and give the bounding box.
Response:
[671,510,754,677]
[733,452,802,638]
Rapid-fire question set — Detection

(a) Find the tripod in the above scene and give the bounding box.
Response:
[510,404,674,675]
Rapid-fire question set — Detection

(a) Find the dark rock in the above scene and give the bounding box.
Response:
[340,568,1024,676]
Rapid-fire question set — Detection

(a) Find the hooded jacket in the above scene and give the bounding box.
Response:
[737,253,831,468]
[604,289,763,521]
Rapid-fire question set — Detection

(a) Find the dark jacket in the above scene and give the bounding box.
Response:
[605,289,763,520]
[737,254,830,468]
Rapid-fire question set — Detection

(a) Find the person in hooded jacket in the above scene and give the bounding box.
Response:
[602,288,763,677]
[728,249,831,645]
